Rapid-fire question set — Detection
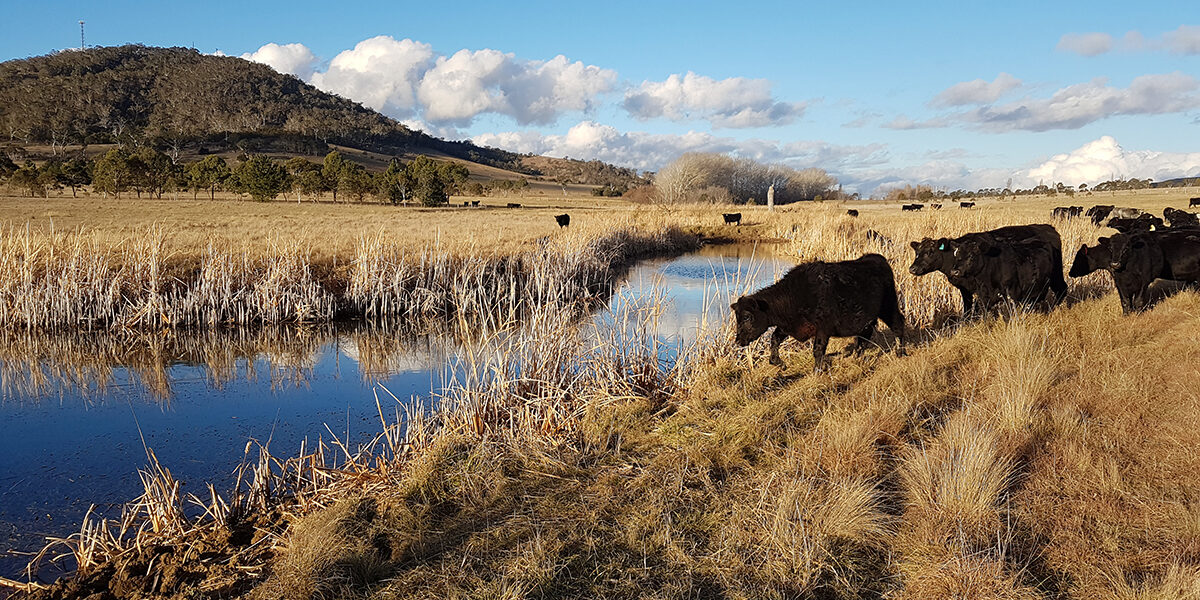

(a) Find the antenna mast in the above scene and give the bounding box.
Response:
[79,21,85,50]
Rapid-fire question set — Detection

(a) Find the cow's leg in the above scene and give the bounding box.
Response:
[850,322,876,355]
[880,305,906,356]
[811,335,830,372]
[768,328,788,368]
[957,287,975,318]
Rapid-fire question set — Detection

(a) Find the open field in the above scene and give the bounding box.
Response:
[9,187,1200,598]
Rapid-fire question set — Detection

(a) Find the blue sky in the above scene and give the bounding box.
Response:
[2,0,1199,193]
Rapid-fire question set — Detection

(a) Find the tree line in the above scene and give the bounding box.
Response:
[653,152,838,204]
[0,149,480,206]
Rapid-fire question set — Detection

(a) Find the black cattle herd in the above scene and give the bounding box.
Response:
[732,202,1200,372]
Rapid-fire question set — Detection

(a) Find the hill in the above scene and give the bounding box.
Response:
[0,45,644,187]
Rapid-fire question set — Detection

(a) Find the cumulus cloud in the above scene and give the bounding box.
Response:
[472,121,887,174]
[929,73,1022,107]
[1056,32,1115,56]
[239,42,319,79]
[417,50,616,125]
[241,37,614,126]
[1056,25,1200,55]
[964,72,1200,131]
[623,72,805,128]
[1023,136,1200,186]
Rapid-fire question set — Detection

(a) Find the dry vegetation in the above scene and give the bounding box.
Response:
[10,188,1200,599]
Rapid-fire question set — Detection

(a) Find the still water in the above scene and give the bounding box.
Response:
[0,244,793,579]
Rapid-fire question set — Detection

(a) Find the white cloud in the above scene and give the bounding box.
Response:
[1056,32,1115,56]
[472,121,887,175]
[239,42,319,79]
[930,73,1022,107]
[1164,25,1200,54]
[1024,136,1200,186]
[883,115,949,130]
[622,72,805,128]
[417,50,616,125]
[309,36,436,118]
[964,72,1200,131]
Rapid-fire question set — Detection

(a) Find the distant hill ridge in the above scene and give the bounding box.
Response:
[0,45,643,187]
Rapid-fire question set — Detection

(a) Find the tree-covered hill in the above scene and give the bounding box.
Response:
[0,44,643,185]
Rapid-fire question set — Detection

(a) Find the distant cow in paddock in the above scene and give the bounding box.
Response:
[846,209,859,217]
[1190,198,1200,207]
[959,202,975,209]
[1106,214,1163,233]
[1086,205,1115,225]
[731,254,905,372]
[507,203,522,208]
[1053,206,1084,219]
[723,213,742,226]
[902,204,924,211]
[1164,207,1199,228]
[1109,207,1147,220]
[471,200,480,206]
[463,201,470,207]
[931,203,943,210]
[555,213,570,228]
[1106,230,1200,313]
[909,224,1066,316]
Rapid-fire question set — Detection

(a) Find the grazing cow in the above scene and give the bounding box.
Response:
[1106,214,1163,233]
[1109,207,1146,220]
[950,236,1061,312]
[1053,206,1084,219]
[1106,230,1200,312]
[471,200,480,207]
[507,202,522,208]
[1086,205,1115,225]
[931,203,943,210]
[960,202,975,209]
[909,224,1066,315]
[846,209,859,217]
[902,204,924,211]
[555,213,570,228]
[463,201,470,206]
[1070,237,1157,314]
[1164,207,1199,228]
[731,254,905,372]
[723,212,742,226]
[1190,198,1200,207]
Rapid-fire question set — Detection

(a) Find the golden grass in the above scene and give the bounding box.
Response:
[17,187,1200,599]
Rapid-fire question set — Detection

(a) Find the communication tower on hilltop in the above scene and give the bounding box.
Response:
[79,21,85,50]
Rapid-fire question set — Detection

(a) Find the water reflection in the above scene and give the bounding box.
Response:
[0,243,794,579]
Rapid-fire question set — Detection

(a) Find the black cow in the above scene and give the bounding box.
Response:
[960,202,975,209]
[723,213,742,226]
[555,213,570,228]
[931,203,943,210]
[1164,207,1199,228]
[1070,237,1156,314]
[1053,206,1084,219]
[731,254,905,372]
[951,236,1062,312]
[1106,214,1163,233]
[902,204,924,211]
[463,201,470,206]
[846,209,859,217]
[1086,205,1115,225]
[472,200,480,207]
[1068,239,1111,278]
[1190,198,1200,207]
[507,203,522,208]
[1106,230,1200,313]
[909,224,1066,315]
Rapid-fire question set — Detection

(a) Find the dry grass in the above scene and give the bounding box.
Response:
[16,188,1200,599]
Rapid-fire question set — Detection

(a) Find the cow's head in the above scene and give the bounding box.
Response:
[948,237,1000,278]
[731,296,771,346]
[1069,240,1110,277]
[1108,233,1148,272]
[909,237,953,276]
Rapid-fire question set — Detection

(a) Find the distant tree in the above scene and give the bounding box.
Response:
[134,147,173,199]
[0,153,16,180]
[377,159,413,205]
[10,162,43,197]
[60,158,91,197]
[186,156,231,200]
[408,155,450,206]
[285,157,322,202]
[232,155,291,202]
[36,161,64,197]
[338,163,375,202]
[93,148,134,198]
[437,161,470,195]
[322,151,348,202]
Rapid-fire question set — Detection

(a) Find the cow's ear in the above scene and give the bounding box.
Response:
[910,240,920,250]
[753,298,770,313]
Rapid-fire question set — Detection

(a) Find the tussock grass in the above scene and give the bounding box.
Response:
[18,193,1200,599]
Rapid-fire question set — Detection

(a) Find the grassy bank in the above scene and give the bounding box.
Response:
[10,190,1200,598]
